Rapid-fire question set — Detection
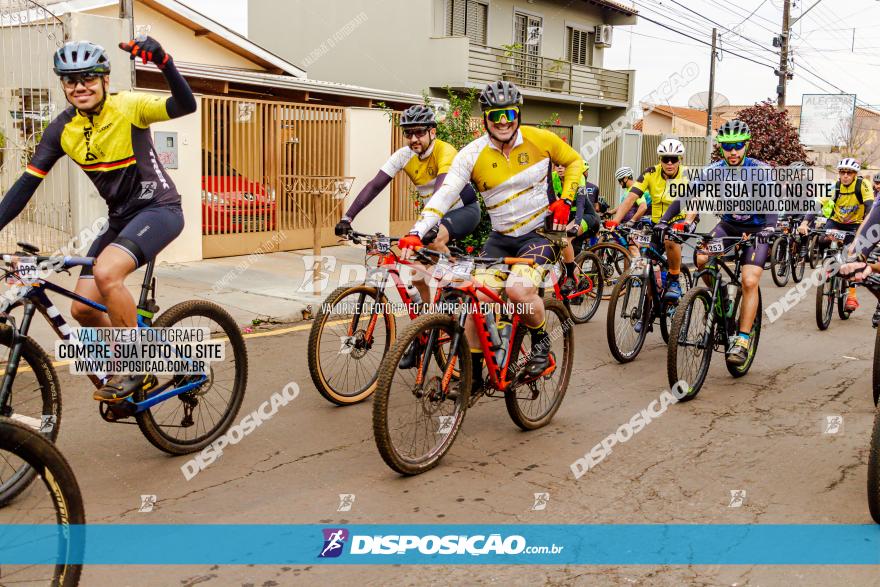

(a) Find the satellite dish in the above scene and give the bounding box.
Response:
[688,91,730,111]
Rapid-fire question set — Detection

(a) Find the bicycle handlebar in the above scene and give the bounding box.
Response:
[1,254,94,269]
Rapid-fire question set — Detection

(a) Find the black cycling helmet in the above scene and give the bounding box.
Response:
[53,41,111,76]
[400,104,436,128]
[716,119,751,143]
[478,81,523,111]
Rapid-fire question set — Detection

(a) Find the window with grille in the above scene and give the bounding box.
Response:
[447,0,488,45]
[567,27,594,66]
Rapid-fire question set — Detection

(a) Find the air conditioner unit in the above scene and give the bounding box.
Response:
[595,25,613,48]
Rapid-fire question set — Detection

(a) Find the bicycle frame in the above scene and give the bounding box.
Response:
[0,259,207,415]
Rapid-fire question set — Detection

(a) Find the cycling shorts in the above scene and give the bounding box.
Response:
[81,205,184,278]
[709,221,768,269]
[476,231,555,290]
[440,200,481,241]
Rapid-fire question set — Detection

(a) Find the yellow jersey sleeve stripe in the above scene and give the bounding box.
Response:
[422,207,445,217]
[25,165,47,179]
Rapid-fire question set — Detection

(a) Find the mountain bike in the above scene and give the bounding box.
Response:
[769,218,809,287]
[815,229,857,330]
[0,417,84,586]
[666,233,763,400]
[0,243,247,500]
[372,249,573,475]
[546,230,604,324]
[307,231,467,405]
[606,225,691,363]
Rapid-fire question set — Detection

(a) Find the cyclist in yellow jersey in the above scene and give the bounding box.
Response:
[0,37,196,402]
[606,139,690,301]
[798,157,874,311]
[399,81,584,385]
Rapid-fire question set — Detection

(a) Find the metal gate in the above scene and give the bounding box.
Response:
[201,96,346,258]
[0,0,72,253]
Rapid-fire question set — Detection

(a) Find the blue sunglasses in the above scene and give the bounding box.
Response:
[720,141,746,151]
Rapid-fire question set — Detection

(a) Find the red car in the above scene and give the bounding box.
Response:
[202,157,276,234]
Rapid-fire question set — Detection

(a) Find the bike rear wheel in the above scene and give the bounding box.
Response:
[136,300,248,455]
[589,242,631,301]
[308,285,396,405]
[0,418,84,586]
[874,327,880,407]
[837,280,853,320]
[667,287,715,401]
[504,300,573,430]
[770,237,790,287]
[808,234,821,268]
[372,313,470,475]
[568,251,604,323]
[815,273,834,330]
[606,272,650,363]
[0,327,61,506]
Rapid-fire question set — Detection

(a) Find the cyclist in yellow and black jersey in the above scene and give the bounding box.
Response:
[398,81,584,384]
[0,37,196,402]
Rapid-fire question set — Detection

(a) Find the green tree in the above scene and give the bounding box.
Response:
[713,100,811,166]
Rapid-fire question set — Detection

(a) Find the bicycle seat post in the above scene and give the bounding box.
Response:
[137,260,160,324]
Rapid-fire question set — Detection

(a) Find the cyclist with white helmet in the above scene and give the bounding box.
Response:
[873,172,880,197]
[798,157,874,312]
[606,139,690,301]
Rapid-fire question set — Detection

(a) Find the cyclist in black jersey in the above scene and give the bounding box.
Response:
[0,37,196,402]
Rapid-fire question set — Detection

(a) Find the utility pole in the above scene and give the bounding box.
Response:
[706,27,717,162]
[775,0,792,111]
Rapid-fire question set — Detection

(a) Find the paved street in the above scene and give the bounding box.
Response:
[32,271,880,586]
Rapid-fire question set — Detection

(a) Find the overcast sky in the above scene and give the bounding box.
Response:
[185,0,878,109]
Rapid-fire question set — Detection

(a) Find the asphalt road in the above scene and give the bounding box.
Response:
[24,273,880,585]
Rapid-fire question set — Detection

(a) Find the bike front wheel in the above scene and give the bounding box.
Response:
[136,300,248,455]
[308,285,396,405]
[770,237,790,287]
[659,266,693,344]
[504,300,573,430]
[0,418,84,586]
[667,287,715,401]
[791,239,806,283]
[589,242,631,300]
[868,405,880,524]
[815,273,834,330]
[0,327,61,506]
[372,313,470,475]
[725,288,762,378]
[606,272,650,363]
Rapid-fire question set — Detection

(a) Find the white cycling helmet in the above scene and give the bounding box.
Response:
[837,157,860,172]
[657,138,685,157]
[615,166,634,181]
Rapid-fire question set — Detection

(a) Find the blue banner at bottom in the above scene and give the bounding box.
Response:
[1,524,880,565]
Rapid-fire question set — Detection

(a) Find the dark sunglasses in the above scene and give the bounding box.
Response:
[403,127,430,139]
[720,141,746,151]
[485,107,519,124]
[60,74,103,87]
[660,156,680,164]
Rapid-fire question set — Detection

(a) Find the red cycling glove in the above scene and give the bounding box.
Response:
[548,200,571,225]
[398,233,423,250]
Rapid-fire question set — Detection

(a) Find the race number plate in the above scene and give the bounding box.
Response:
[16,257,38,284]
[707,239,725,254]
[374,237,391,254]
[450,259,475,280]
[633,232,652,246]
[827,229,848,241]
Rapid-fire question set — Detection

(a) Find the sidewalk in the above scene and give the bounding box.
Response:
[12,244,370,348]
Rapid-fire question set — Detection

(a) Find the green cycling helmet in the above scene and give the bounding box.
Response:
[716,119,751,143]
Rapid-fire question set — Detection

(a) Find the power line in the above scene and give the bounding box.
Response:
[726,0,769,33]
[628,8,778,70]
[666,0,778,55]
[703,0,779,34]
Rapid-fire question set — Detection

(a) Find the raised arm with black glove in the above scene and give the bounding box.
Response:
[119,36,196,118]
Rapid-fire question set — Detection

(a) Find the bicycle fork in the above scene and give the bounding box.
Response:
[0,302,38,425]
